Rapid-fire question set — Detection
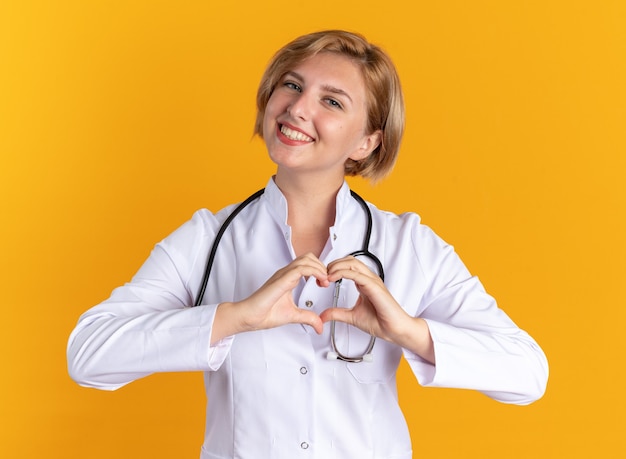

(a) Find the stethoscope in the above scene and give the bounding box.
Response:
[193,188,385,363]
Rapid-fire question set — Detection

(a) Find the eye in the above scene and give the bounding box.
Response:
[324,98,343,110]
[283,81,302,92]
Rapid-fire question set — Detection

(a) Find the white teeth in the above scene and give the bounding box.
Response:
[280,125,313,142]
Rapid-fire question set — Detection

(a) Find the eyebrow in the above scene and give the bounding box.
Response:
[284,71,354,104]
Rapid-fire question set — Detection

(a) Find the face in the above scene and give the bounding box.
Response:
[262,52,380,182]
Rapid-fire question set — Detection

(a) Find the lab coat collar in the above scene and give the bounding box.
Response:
[262,177,354,250]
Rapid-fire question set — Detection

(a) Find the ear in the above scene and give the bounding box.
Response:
[350,130,382,161]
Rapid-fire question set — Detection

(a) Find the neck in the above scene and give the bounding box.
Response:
[274,169,344,213]
[274,170,344,257]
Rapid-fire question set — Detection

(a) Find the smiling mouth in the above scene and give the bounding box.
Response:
[280,124,313,142]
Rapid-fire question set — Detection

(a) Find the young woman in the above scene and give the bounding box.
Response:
[68,30,548,459]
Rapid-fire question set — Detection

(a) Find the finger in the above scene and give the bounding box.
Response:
[327,257,377,281]
[316,277,331,288]
[286,254,330,284]
[326,255,362,272]
[293,252,327,271]
[273,262,329,289]
[327,265,378,286]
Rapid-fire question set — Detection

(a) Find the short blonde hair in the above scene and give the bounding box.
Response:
[254,30,405,182]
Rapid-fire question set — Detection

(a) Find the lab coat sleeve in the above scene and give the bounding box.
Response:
[67,210,234,391]
[402,222,549,405]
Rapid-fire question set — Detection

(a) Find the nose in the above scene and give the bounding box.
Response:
[287,91,313,120]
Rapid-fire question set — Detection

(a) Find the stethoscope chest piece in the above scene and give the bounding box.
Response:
[325,249,383,363]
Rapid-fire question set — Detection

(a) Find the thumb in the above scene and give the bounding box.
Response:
[320,307,354,326]
[293,309,324,335]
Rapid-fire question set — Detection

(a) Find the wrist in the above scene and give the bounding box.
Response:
[212,301,248,344]
[390,317,435,365]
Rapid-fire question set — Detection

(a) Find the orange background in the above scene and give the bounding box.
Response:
[1,1,625,457]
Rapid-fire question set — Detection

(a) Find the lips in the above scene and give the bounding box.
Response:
[279,124,314,142]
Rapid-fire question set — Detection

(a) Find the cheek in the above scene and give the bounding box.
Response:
[261,110,271,135]
[328,121,363,147]
[262,103,278,133]
[266,90,288,112]
[263,95,284,126]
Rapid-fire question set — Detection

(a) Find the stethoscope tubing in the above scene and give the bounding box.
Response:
[193,188,385,363]
[194,189,264,307]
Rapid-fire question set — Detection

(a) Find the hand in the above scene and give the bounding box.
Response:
[320,255,407,341]
[320,255,435,363]
[212,253,329,342]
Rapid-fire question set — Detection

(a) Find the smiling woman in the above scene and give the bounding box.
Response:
[254,30,404,183]
[67,30,548,459]
[262,53,382,191]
